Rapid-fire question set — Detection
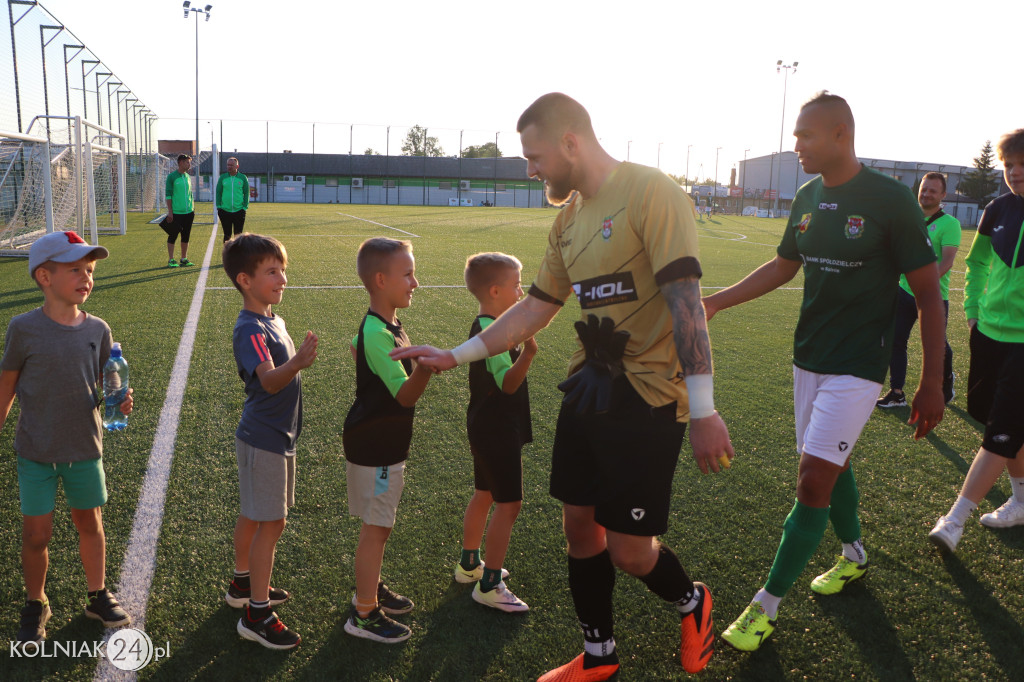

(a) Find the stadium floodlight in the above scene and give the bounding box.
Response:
[657,142,663,170]
[686,144,693,191]
[627,140,632,162]
[775,59,798,214]
[184,2,212,202]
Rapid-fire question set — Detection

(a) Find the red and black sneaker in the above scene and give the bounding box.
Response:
[237,607,300,650]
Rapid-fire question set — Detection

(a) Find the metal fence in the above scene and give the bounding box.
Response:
[3,1,159,210]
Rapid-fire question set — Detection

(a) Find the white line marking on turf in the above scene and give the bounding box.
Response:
[336,213,420,237]
[205,284,464,290]
[92,222,220,682]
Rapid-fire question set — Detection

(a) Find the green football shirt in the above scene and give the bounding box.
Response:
[778,166,936,383]
[898,211,961,300]
[165,171,194,214]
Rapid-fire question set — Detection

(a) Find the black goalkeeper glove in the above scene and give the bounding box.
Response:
[557,314,630,415]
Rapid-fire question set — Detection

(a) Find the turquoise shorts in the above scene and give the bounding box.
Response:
[17,456,108,516]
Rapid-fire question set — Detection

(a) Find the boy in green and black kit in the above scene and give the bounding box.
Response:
[343,237,433,644]
[1,231,133,643]
[455,253,536,612]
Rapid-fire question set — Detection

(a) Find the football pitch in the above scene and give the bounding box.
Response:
[0,203,1021,681]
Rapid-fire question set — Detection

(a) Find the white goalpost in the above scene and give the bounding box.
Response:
[0,116,126,256]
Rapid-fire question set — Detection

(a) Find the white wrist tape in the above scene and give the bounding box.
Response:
[450,336,489,366]
[684,374,716,419]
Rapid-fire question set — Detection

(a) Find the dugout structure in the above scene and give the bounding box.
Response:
[1,115,126,255]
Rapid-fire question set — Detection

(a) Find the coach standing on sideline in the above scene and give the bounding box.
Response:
[216,157,249,243]
[704,91,945,652]
[392,92,733,681]
[876,171,961,408]
[161,154,195,268]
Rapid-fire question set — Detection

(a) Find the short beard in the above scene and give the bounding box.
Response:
[544,178,574,206]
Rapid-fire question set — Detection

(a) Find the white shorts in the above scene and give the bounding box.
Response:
[793,366,881,465]
[346,461,405,528]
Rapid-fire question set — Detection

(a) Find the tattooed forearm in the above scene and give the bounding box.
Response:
[661,276,713,376]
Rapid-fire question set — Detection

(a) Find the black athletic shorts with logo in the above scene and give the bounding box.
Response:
[549,377,686,536]
[967,327,1024,458]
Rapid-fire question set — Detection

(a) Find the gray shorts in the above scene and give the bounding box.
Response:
[346,461,405,528]
[236,438,295,522]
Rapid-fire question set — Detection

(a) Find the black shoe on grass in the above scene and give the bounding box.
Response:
[85,589,130,628]
[17,599,51,643]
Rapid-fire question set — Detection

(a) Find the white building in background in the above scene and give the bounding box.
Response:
[737,152,1007,226]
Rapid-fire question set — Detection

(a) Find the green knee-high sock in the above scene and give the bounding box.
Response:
[829,467,861,543]
[764,500,830,598]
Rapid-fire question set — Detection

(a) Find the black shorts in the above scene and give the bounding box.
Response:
[160,211,195,244]
[549,378,685,536]
[967,327,1024,458]
[470,440,524,503]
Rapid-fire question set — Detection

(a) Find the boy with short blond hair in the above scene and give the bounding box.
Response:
[343,237,433,644]
[1,231,133,644]
[455,252,537,613]
[224,233,318,650]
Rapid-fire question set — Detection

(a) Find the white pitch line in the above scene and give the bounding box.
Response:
[205,284,464,290]
[336,213,420,237]
[93,222,220,682]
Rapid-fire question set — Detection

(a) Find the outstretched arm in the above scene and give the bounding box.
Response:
[703,255,802,320]
[660,276,734,474]
[390,295,560,371]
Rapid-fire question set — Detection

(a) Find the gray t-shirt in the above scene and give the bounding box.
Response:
[1,308,112,463]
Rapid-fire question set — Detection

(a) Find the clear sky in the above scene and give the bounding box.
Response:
[31,0,1022,180]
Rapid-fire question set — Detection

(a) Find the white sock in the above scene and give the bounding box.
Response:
[948,495,977,524]
[676,585,702,615]
[842,539,867,565]
[584,637,615,658]
[1010,476,1024,504]
[753,588,781,619]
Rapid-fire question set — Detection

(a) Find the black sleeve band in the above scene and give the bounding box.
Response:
[527,284,564,306]
[654,256,702,287]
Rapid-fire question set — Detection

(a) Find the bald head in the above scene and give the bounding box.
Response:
[517,92,597,143]
[800,91,855,136]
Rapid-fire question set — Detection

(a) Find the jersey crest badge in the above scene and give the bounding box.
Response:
[601,216,613,241]
[797,213,812,233]
[844,215,865,239]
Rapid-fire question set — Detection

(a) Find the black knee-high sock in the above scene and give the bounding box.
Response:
[568,550,616,660]
[638,543,695,604]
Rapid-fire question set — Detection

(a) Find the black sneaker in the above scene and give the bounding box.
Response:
[17,599,51,643]
[376,581,413,615]
[237,608,301,650]
[876,389,907,409]
[943,373,956,404]
[225,578,291,608]
[343,606,411,644]
[84,589,131,627]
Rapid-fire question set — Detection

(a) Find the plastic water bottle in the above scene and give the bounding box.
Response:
[103,342,129,431]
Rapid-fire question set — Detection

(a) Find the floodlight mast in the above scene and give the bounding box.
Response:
[183,1,211,201]
[775,59,798,215]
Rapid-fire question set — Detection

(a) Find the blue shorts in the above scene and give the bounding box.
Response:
[17,456,107,516]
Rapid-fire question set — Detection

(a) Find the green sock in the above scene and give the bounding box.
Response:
[829,467,861,543]
[460,548,480,571]
[481,567,503,592]
[765,500,830,598]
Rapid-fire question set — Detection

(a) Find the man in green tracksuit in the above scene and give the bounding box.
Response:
[161,154,195,267]
[217,157,250,243]
[929,128,1024,551]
